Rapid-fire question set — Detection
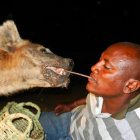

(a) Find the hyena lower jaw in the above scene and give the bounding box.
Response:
[0,67,70,96]
[0,79,69,96]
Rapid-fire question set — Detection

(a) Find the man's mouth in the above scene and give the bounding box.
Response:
[89,73,96,83]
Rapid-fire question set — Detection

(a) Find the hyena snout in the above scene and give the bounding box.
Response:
[68,59,74,70]
[42,57,74,88]
[62,58,74,71]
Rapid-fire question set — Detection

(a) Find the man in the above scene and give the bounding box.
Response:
[40,42,140,140]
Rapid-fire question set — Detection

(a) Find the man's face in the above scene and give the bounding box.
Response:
[86,44,137,97]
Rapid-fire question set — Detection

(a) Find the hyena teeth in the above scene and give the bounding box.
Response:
[46,66,66,75]
[56,68,66,75]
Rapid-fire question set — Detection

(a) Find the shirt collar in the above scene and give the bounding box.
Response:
[87,93,111,118]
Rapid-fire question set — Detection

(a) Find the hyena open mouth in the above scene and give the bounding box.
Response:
[42,62,74,88]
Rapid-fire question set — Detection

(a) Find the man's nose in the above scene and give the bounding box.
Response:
[91,65,99,74]
[91,61,103,74]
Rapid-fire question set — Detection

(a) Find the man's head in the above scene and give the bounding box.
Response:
[86,42,140,97]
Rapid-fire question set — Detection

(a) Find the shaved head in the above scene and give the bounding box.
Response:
[105,42,140,80]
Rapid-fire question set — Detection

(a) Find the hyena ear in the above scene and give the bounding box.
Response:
[0,20,22,52]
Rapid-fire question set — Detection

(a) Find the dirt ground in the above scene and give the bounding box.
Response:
[0,77,88,112]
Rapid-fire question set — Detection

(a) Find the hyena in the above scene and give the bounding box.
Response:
[0,20,73,96]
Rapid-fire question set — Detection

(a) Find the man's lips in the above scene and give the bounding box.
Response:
[88,73,96,83]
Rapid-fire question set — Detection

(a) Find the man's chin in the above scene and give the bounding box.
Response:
[86,83,94,93]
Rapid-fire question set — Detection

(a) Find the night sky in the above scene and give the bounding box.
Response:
[1,1,140,75]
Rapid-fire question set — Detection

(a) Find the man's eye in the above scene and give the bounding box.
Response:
[104,65,110,69]
[40,49,48,54]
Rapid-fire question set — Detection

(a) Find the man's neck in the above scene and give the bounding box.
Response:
[101,94,131,115]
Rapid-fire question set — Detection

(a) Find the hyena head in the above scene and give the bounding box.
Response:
[0,20,74,96]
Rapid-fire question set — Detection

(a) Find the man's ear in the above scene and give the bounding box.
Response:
[123,79,140,94]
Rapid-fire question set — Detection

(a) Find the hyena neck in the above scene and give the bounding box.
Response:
[0,69,50,96]
[0,84,30,96]
[0,70,31,95]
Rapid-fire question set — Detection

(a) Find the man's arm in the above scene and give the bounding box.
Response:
[54,97,86,116]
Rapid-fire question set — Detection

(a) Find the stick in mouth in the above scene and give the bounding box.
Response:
[64,69,92,79]
[46,66,92,79]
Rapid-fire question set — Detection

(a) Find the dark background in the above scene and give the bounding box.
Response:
[0,1,140,110]
[1,1,140,74]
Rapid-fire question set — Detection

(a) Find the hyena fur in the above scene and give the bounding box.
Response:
[0,20,73,96]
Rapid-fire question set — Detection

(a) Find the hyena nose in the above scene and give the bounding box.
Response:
[68,59,74,69]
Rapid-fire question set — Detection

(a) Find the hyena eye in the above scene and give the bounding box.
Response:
[40,48,49,54]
